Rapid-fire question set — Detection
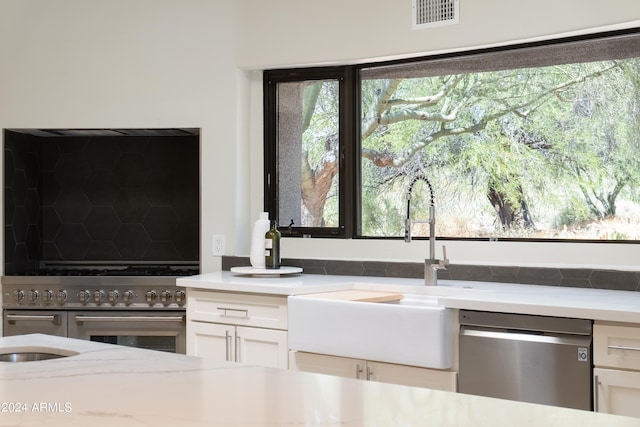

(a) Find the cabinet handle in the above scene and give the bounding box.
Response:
[217,307,249,318]
[594,375,600,412]
[366,366,373,381]
[608,344,640,352]
[225,330,232,361]
[356,364,363,379]
[235,334,241,363]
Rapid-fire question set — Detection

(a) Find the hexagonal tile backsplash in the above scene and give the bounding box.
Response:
[4,131,200,274]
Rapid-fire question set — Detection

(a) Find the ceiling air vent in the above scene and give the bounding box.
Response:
[412,0,459,30]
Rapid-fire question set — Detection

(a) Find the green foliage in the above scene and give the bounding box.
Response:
[357,57,640,239]
[298,52,640,239]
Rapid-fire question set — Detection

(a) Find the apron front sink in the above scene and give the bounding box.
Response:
[288,292,453,369]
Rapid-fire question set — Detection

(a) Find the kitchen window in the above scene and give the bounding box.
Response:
[263,67,355,237]
[264,28,640,242]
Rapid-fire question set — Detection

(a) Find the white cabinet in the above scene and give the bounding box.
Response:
[594,368,640,417]
[367,360,456,391]
[189,321,287,367]
[289,350,457,392]
[593,321,640,417]
[187,290,288,369]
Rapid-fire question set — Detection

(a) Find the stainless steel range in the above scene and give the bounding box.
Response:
[2,263,198,354]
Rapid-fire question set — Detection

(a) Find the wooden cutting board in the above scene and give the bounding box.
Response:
[301,290,403,303]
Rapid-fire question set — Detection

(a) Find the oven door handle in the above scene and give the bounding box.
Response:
[73,315,186,324]
[6,314,62,325]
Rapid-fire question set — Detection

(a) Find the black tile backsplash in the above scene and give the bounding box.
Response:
[222,256,640,292]
[4,130,200,274]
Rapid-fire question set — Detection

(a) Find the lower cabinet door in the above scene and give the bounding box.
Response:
[595,368,640,418]
[189,321,288,369]
[289,351,365,379]
[289,351,457,391]
[188,321,233,362]
[237,326,288,369]
[367,361,457,392]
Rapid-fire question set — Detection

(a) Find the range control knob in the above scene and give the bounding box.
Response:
[78,290,91,304]
[41,289,54,304]
[160,290,172,304]
[93,290,105,304]
[14,289,25,303]
[122,290,135,305]
[27,289,39,303]
[56,290,68,304]
[174,290,186,305]
[145,290,158,304]
[107,290,120,304]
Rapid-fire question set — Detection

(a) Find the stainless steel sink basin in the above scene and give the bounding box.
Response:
[0,352,67,362]
[0,347,79,362]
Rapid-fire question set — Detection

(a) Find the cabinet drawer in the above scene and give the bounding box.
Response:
[187,290,287,329]
[594,322,640,370]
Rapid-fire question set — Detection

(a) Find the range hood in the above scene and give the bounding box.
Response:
[6,128,199,138]
[4,127,200,275]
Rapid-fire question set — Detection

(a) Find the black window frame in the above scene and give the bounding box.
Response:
[264,27,640,242]
[263,66,356,238]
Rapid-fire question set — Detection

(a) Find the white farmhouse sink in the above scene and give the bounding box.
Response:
[288,292,453,369]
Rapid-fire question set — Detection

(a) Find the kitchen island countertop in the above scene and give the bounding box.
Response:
[1,334,639,427]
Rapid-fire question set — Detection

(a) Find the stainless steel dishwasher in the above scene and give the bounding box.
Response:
[458,310,593,410]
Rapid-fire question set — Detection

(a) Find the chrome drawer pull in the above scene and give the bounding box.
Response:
[608,344,640,352]
[217,307,249,318]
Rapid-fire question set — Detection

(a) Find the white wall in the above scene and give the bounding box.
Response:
[235,0,640,68]
[1,1,640,273]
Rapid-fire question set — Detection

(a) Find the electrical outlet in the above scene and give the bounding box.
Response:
[212,235,225,256]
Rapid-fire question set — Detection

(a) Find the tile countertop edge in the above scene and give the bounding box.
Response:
[178,272,640,322]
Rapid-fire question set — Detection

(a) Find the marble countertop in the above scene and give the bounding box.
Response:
[1,334,639,427]
[178,271,640,322]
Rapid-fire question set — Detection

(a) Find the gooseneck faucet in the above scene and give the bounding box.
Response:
[404,173,449,286]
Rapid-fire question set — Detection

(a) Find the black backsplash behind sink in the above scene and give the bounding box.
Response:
[222,256,640,292]
[4,130,200,275]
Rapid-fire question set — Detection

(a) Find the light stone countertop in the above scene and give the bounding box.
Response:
[178,271,640,322]
[1,334,640,427]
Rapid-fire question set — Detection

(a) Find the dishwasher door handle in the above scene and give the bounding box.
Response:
[460,327,589,346]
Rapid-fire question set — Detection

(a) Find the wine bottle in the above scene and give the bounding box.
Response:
[264,220,281,269]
